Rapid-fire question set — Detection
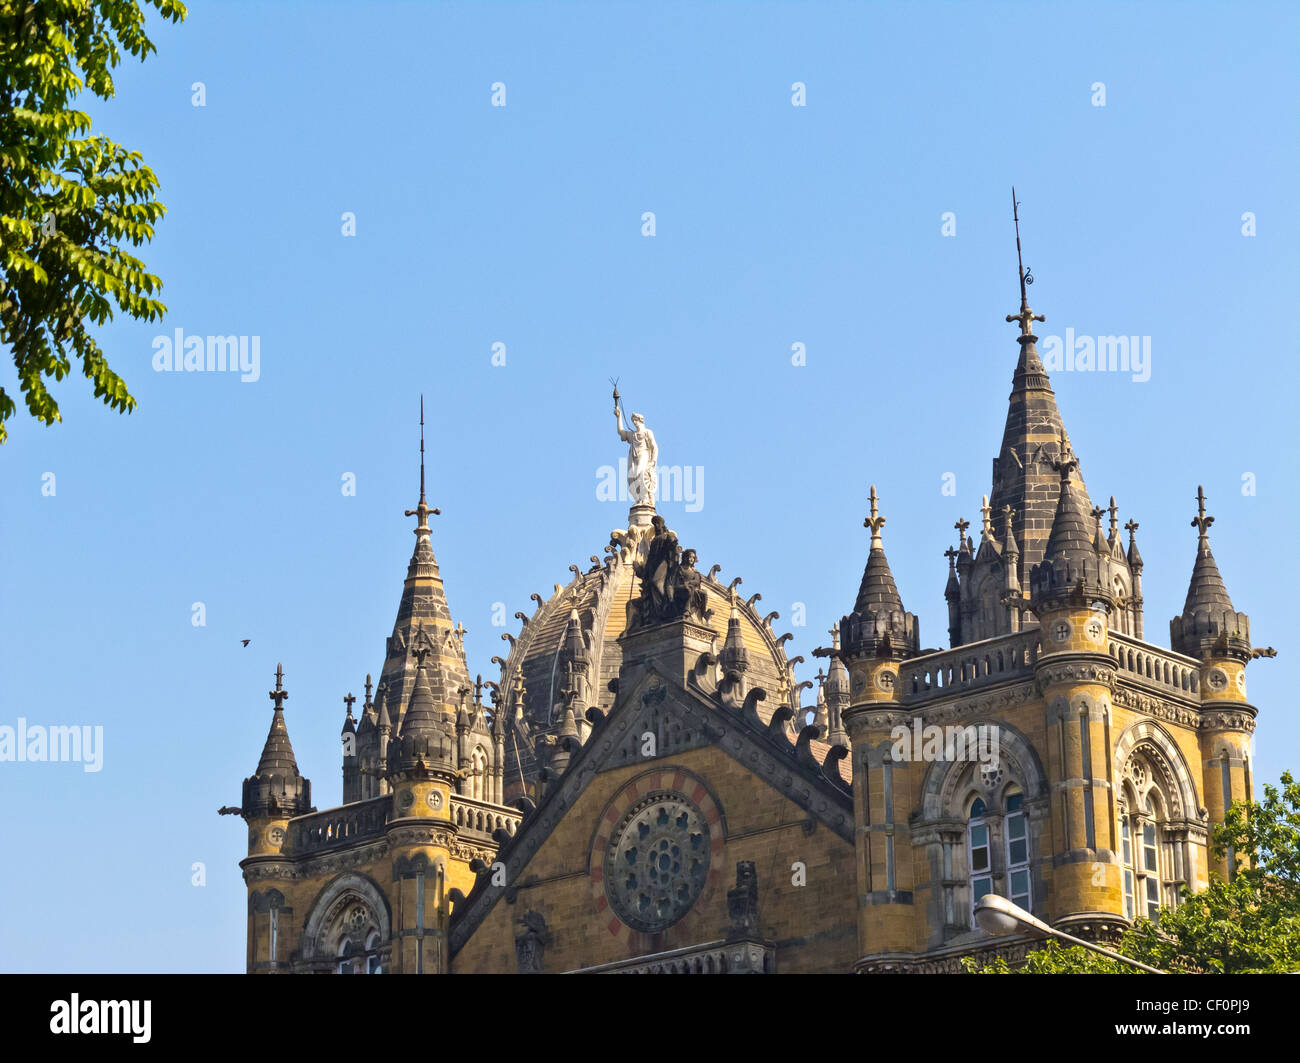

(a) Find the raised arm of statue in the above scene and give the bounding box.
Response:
[614,406,632,442]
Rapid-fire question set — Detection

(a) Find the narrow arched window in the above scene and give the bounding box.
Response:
[1004,790,1031,911]
[968,797,992,915]
[1119,790,1164,919]
[1141,797,1162,915]
[1120,806,1136,919]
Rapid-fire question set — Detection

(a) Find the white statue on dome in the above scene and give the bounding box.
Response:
[614,406,658,506]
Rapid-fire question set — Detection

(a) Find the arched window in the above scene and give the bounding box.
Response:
[1119,803,1136,919]
[968,797,992,913]
[1141,796,1163,915]
[1119,786,1165,919]
[333,906,383,973]
[1004,789,1031,911]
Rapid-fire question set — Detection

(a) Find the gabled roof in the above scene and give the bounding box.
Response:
[448,665,852,955]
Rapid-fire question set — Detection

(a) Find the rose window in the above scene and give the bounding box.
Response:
[605,793,710,933]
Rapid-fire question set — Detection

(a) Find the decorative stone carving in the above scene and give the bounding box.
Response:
[725,861,760,940]
[514,910,549,974]
[605,792,710,933]
[630,518,710,629]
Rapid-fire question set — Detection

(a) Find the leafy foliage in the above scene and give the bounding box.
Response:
[964,771,1300,974]
[0,0,185,442]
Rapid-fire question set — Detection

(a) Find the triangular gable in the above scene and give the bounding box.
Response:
[448,665,852,954]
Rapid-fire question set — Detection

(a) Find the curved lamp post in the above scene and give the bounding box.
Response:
[973,893,1165,974]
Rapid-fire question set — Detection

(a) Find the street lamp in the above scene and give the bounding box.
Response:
[973,893,1165,974]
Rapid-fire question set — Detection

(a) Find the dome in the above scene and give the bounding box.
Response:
[494,506,804,792]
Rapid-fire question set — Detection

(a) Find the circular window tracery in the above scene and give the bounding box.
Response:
[604,791,710,933]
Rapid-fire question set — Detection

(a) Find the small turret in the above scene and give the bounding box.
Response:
[1029,436,1118,615]
[840,486,919,661]
[717,589,751,707]
[242,663,313,822]
[392,653,457,777]
[1170,486,1250,660]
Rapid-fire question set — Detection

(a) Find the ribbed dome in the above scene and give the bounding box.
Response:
[495,510,803,790]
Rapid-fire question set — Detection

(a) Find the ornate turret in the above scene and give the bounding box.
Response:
[988,189,1091,591]
[242,663,313,820]
[377,397,473,735]
[840,486,918,661]
[1170,487,1250,660]
[391,651,457,777]
[823,624,851,748]
[1029,436,1118,614]
[716,588,751,708]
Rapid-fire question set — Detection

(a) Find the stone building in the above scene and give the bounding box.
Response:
[230,238,1267,973]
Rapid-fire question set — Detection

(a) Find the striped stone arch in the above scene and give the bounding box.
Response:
[1113,719,1202,821]
[300,871,392,962]
[920,719,1049,820]
[587,766,726,945]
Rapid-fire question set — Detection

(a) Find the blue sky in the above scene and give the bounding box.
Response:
[1,1,1296,972]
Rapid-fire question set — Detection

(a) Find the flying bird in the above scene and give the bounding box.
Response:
[240,639,251,647]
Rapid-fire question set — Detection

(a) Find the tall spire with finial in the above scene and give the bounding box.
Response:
[405,394,439,541]
[988,189,1090,588]
[377,399,473,737]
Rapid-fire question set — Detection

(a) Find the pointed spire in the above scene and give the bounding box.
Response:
[1171,487,1250,659]
[243,662,312,818]
[943,545,961,600]
[1001,505,1019,558]
[562,608,588,667]
[1090,504,1109,554]
[341,691,357,736]
[720,586,750,677]
[394,650,456,775]
[257,663,298,774]
[378,398,472,730]
[1125,518,1143,570]
[843,486,918,659]
[1181,486,1236,617]
[853,486,904,616]
[404,395,441,546]
[1030,453,1118,612]
[989,192,1091,586]
[1005,187,1048,369]
[1041,452,1095,566]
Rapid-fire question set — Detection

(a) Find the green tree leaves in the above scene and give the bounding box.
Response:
[0,0,186,442]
